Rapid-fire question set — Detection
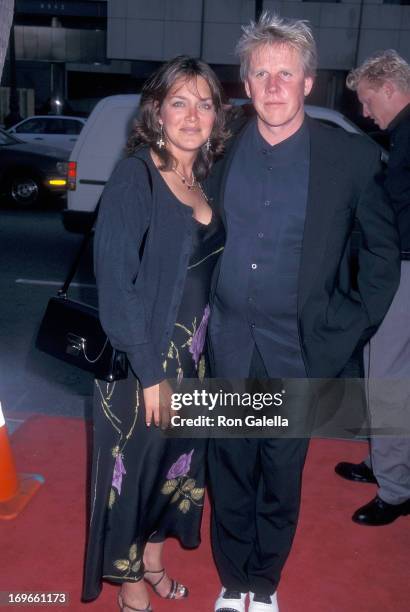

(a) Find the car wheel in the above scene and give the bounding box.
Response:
[7,174,42,207]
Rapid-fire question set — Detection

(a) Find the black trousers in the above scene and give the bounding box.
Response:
[208,348,310,595]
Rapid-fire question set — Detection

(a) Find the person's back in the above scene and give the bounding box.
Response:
[335,49,410,527]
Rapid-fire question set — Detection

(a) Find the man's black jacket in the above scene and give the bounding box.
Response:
[385,103,410,258]
[206,114,401,379]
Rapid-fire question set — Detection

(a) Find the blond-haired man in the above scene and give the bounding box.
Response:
[208,16,400,612]
[336,50,410,526]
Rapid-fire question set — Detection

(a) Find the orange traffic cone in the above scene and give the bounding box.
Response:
[0,403,44,520]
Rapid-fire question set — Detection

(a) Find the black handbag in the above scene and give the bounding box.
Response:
[36,226,128,382]
[36,155,153,382]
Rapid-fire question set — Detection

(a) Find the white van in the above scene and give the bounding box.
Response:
[63,94,383,232]
[63,94,140,232]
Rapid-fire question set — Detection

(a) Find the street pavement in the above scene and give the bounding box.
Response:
[0,205,96,420]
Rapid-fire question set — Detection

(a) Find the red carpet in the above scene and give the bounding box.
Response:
[0,416,409,611]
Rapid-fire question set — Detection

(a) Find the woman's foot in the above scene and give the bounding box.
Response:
[118,581,152,611]
[143,541,188,600]
[143,567,188,600]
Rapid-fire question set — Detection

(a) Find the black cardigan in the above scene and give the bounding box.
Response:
[94,146,196,388]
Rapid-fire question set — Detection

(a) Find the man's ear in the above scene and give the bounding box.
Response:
[382,80,395,99]
[304,76,314,97]
[244,79,251,99]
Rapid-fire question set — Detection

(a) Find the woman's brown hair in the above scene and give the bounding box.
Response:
[127,55,229,180]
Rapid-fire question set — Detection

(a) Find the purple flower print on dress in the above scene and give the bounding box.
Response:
[166,449,194,480]
[112,453,126,495]
[189,304,210,368]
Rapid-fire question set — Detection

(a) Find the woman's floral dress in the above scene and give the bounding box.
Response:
[83,213,224,601]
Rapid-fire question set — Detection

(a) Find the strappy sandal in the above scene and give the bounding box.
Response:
[118,592,153,612]
[143,567,189,599]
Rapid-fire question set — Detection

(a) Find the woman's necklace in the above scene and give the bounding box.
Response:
[171,164,209,203]
[172,166,196,190]
[196,181,209,203]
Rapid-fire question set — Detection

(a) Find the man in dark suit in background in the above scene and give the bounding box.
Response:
[335,50,410,527]
[207,13,400,612]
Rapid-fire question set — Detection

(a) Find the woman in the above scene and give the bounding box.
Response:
[82,56,227,611]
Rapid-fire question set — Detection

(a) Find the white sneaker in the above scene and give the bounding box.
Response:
[214,588,247,612]
[249,592,279,612]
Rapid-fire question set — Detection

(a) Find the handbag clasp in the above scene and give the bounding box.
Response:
[66,333,86,356]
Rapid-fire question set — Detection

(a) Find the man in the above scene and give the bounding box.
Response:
[207,14,400,612]
[335,50,410,526]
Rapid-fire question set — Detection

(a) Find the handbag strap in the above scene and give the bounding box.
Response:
[58,218,96,297]
[58,154,153,298]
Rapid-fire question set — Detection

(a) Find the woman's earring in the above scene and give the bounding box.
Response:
[206,137,211,152]
[157,124,165,149]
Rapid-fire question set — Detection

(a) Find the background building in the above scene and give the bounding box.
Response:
[2,0,410,124]
[1,0,122,118]
[106,0,410,124]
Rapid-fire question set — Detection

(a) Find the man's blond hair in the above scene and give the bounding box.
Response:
[236,11,317,81]
[346,49,410,92]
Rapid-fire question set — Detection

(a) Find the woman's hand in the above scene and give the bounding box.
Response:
[143,380,174,428]
[143,384,160,426]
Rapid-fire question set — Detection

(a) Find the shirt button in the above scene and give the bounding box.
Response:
[258,232,264,238]
[264,200,271,207]
[268,166,273,171]
[250,323,256,328]
[251,263,258,270]
[248,296,253,302]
